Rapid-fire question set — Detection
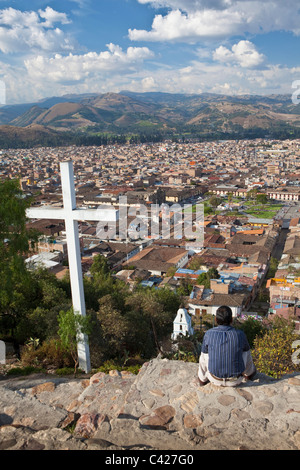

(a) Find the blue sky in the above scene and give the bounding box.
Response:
[0,0,299,104]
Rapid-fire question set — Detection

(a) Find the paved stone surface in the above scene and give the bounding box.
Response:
[0,359,300,450]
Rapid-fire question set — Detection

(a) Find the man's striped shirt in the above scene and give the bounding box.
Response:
[201,325,250,378]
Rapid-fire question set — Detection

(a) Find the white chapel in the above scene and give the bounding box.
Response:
[171,307,194,340]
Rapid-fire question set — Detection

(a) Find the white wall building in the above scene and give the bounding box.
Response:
[172,307,194,340]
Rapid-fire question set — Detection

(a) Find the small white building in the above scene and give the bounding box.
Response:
[172,307,194,340]
[25,251,62,271]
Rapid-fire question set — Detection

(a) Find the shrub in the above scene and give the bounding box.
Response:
[21,338,73,369]
[58,308,93,373]
[252,318,300,378]
[55,367,84,376]
[7,366,46,376]
[96,360,121,374]
[95,360,142,375]
[165,336,199,363]
[234,317,267,348]
[124,364,141,375]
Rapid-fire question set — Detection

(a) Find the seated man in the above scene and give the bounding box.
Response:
[198,305,256,387]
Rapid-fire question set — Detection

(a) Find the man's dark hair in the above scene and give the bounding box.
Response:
[216,306,233,325]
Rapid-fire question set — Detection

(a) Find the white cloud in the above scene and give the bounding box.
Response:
[138,0,300,15]
[0,7,74,53]
[70,0,89,6]
[213,40,265,68]
[2,53,298,105]
[136,0,233,12]
[0,1,298,104]
[24,43,154,83]
[119,58,300,98]
[129,9,245,42]
[38,6,71,28]
[130,1,300,42]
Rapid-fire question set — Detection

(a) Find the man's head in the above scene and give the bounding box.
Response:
[216,306,233,325]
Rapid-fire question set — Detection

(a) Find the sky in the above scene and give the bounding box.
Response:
[0,0,299,104]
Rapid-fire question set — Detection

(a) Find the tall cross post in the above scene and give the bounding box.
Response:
[26,161,118,373]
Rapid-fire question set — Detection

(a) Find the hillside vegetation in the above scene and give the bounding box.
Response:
[0,91,300,147]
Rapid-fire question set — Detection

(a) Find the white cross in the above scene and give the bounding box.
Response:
[26,161,118,373]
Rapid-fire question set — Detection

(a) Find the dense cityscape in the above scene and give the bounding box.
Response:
[1,137,299,333]
[1,0,300,453]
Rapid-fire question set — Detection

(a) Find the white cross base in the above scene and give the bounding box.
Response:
[26,161,118,373]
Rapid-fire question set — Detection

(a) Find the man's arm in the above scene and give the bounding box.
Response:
[240,330,250,351]
[201,331,209,354]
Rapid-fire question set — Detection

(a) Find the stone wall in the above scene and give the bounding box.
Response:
[0,358,300,451]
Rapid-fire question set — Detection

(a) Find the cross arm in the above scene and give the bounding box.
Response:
[26,207,119,222]
[26,207,66,220]
[73,208,119,222]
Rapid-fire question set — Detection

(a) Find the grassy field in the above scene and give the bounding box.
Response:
[244,203,284,219]
[183,198,283,220]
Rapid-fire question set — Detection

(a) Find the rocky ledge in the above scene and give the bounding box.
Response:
[0,358,300,451]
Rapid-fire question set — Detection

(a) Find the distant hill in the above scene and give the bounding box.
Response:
[0,124,71,148]
[1,91,300,147]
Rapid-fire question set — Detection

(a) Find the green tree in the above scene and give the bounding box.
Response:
[252,317,300,378]
[154,287,181,318]
[227,193,233,203]
[247,188,258,200]
[208,195,222,209]
[125,289,175,356]
[207,268,220,279]
[126,290,162,354]
[87,253,131,313]
[87,254,119,308]
[196,268,220,288]
[58,308,92,374]
[204,206,213,215]
[256,193,268,204]
[267,256,279,279]
[235,317,267,348]
[166,266,177,277]
[0,179,39,352]
[177,278,193,296]
[188,257,204,271]
[28,269,72,341]
[90,254,110,279]
[97,295,130,359]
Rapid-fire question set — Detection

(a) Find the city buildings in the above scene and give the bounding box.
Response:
[1,137,300,328]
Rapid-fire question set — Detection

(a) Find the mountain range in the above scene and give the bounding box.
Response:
[0,91,300,147]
